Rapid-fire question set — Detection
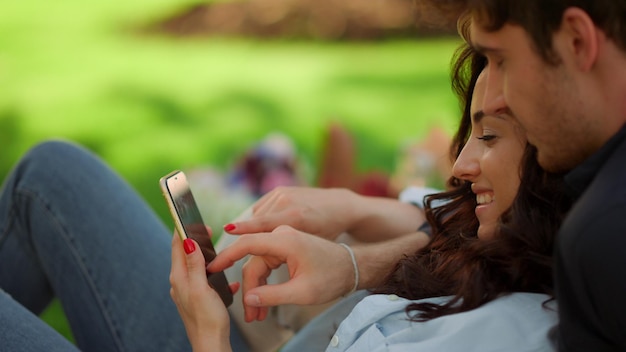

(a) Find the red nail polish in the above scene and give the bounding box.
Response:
[183,238,196,254]
[224,223,236,232]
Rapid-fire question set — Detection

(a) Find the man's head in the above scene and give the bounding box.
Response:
[431,1,626,58]
[429,0,626,172]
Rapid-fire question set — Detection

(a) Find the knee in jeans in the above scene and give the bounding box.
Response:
[21,140,96,179]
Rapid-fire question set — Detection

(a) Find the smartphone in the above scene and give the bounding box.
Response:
[159,170,233,307]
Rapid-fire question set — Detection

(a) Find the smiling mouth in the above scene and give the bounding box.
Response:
[476,193,494,205]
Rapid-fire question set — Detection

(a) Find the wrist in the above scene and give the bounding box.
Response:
[345,192,375,235]
[347,197,425,242]
[338,243,360,295]
[337,188,361,231]
[192,336,232,352]
[189,326,232,352]
[353,245,383,290]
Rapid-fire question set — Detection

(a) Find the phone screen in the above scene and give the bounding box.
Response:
[160,170,233,307]
[172,188,217,263]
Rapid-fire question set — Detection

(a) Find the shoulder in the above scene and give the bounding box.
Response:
[558,143,626,267]
[331,293,556,352]
[423,293,557,343]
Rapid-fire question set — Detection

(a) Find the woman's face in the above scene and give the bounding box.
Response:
[452,73,527,240]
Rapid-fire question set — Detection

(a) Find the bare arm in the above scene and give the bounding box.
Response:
[208,226,431,321]
[224,186,426,242]
[353,231,431,289]
[345,196,426,242]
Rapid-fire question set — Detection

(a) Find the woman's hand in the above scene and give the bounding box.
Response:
[208,225,357,323]
[170,231,239,352]
[225,187,358,241]
[224,186,425,242]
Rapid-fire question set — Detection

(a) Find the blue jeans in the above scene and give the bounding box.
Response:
[0,140,249,351]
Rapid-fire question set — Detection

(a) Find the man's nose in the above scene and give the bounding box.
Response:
[482,69,507,116]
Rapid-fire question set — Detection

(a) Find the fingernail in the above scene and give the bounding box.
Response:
[245,294,261,307]
[183,238,196,254]
[224,223,236,232]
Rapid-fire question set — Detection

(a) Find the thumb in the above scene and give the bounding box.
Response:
[244,281,305,308]
[183,239,209,288]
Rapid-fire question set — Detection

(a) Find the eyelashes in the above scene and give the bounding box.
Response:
[477,135,496,142]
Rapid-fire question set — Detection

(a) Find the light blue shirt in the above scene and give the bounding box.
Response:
[398,186,441,209]
[325,292,557,352]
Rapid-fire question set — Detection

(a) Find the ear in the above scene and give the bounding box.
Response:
[559,7,599,71]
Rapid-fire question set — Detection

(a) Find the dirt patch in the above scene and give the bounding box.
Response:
[149,0,457,41]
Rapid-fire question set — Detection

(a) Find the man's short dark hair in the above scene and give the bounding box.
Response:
[423,0,626,63]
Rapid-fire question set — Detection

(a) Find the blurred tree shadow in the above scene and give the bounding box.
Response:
[144,0,457,41]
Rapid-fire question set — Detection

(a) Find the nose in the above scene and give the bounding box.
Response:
[482,66,507,117]
[452,139,481,182]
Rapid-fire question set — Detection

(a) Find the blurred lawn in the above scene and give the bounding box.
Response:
[1,0,463,343]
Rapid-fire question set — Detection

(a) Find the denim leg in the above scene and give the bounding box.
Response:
[0,289,79,351]
[0,140,192,352]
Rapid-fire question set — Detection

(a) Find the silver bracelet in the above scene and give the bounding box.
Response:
[338,243,359,295]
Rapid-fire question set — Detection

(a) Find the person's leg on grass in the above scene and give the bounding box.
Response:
[0,141,249,351]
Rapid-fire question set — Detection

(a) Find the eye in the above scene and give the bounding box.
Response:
[477,135,496,141]
[476,134,498,145]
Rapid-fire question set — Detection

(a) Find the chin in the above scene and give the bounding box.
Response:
[537,151,576,173]
[477,226,496,240]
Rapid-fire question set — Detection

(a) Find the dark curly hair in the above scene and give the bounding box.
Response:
[374,43,573,321]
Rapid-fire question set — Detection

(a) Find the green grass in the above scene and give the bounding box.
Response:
[1,0,463,343]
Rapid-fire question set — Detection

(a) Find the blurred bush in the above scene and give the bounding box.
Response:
[150,0,457,40]
[2,0,463,343]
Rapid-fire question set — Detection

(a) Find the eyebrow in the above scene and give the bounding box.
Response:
[472,43,503,56]
[473,110,485,123]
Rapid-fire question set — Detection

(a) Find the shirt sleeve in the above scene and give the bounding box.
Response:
[398,186,441,209]
[398,186,442,236]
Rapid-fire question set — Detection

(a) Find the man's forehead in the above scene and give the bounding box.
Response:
[467,20,519,54]
[468,21,496,53]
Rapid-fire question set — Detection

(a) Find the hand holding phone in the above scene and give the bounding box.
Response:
[160,170,233,307]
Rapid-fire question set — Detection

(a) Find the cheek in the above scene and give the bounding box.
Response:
[499,176,521,212]
[506,71,555,133]
[496,154,524,210]
[503,71,536,122]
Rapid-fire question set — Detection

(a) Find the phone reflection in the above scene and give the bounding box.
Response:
[173,191,216,263]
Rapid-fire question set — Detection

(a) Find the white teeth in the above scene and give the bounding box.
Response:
[476,193,494,205]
